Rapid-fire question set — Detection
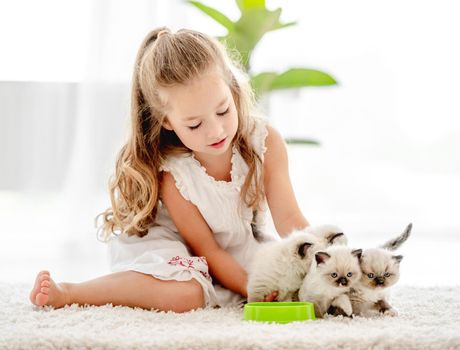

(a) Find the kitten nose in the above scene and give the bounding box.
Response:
[338,277,348,286]
[375,277,385,285]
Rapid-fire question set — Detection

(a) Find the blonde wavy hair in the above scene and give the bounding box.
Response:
[97,27,264,239]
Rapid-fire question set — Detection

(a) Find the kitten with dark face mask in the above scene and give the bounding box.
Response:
[247,231,321,302]
[298,246,363,318]
[349,223,412,317]
[247,225,345,302]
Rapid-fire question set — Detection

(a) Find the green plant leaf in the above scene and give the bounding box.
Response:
[188,1,296,72]
[225,8,282,70]
[269,68,337,90]
[285,138,320,145]
[236,0,266,11]
[250,72,278,97]
[187,1,235,32]
[251,69,337,96]
[273,20,297,30]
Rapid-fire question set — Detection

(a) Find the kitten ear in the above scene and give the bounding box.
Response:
[392,255,403,263]
[315,252,331,265]
[352,249,363,260]
[329,232,345,245]
[298,242,313,258]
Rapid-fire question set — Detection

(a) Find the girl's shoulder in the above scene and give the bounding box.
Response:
[159,153,196,202]
[160,152,192,174]
[261,123,288,171]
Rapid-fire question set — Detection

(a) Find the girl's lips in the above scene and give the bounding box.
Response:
[209,137,226,148]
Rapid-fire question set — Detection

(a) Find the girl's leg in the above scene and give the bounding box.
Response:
[30,270,205,313]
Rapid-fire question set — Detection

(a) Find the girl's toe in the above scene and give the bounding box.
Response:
[41,280,51,288]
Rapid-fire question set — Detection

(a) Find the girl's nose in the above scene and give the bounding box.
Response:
[207,117,224,139]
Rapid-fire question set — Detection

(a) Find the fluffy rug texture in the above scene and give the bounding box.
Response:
[1,283,460,350]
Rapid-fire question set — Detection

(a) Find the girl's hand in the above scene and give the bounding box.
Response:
[264,291,278,302]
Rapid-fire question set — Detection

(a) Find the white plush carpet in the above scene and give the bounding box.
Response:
[2,283,460,350]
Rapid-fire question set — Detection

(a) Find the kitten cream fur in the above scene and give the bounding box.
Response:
[247,230,322,302]
[349,223,411,317]
[349,248,403,316]
[305,225,348,246]
[298,245,362,318]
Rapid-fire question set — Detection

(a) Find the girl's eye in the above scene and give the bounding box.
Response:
[347,272,353,277]
[217,107,229,116]
[384,272,390,278]
[367,273,374,279]
[331,272,338,278]
[188,123,202,130]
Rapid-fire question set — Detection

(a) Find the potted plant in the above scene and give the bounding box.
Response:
[187,0,337,144]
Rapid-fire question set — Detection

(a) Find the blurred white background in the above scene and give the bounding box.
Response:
[1,0,459,288]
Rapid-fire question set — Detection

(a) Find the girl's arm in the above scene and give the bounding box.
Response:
[264,125,310,237]
[160,172,248,297]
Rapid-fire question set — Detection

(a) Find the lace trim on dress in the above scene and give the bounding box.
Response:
[252,118,269,162]
[189,145,245,191]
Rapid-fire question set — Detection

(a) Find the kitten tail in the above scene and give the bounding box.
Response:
[380,223,412,251]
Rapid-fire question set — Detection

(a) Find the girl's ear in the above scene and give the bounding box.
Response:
[162,118,173,131]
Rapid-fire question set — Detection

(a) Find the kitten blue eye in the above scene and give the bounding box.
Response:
[367,273,374,279]
[331,272,338,278]
[347,272,353,277]
[384,272,390,277]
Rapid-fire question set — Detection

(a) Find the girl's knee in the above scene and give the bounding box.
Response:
[172,279,205,313]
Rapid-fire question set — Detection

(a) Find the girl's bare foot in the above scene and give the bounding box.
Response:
[29,271,70,308]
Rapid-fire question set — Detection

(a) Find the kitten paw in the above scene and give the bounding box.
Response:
[332,294,353,316]
[342,304,353,316]
[327,305,353,318]
[384,308,398,317]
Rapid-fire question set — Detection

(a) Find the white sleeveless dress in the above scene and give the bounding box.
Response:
[108,118,270,307]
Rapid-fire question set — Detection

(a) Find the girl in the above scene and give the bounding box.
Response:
[29,27,310,312]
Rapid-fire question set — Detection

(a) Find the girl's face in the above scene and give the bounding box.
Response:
[160,67,238,161]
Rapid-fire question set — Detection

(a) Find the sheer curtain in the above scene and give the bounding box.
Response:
[0,0,197,282]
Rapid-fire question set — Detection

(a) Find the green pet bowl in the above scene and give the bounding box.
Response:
[244,302,316,324]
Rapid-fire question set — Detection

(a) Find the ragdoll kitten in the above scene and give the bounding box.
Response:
[247,225,346,302]
[306,224,348,246]
[348,223,412,317]
[298,245,362,318]
[247,230,322,302]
